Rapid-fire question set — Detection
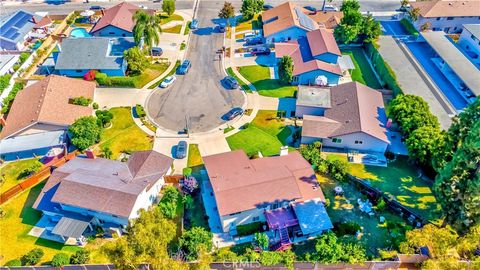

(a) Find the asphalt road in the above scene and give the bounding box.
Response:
[145,2,245,133]
[1,0,401,16]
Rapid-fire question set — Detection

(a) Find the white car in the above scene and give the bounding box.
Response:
[160,76,176,88]
[323,5,339,11]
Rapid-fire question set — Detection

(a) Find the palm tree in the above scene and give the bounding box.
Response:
[132,10,162,51]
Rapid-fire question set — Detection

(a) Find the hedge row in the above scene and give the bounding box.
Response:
[1,82,25,114]
[95,73,135,87]
[400,18,419,37]
[364,42,402,95]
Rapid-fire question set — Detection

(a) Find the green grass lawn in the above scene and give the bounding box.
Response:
[227,126,283,157]
[327,154,443,223]
[341,48,382,89]
[238,65,297,98]
[184,21,191,35]
[251,110,292,144]
[132,62,170,88]
[0,182,84,265]
[158,13,183,25]
[148,60,181,89]
[0,159,42,193]
[162,24,182,34]
[187,144,203,168]
[99,107,154,159]
[235,14,262,32]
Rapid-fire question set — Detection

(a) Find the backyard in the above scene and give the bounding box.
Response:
[237,65,297,98]
[341,48,382,89]
[0,158,43,193]
[327,154,443,224]
[226,110,292,157]
[97,107,154,159]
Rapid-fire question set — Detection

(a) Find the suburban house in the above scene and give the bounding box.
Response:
[54,37,135,77]
[0,54,19,75]
[262,2,319,43]
[299,82,389,153]
[203,150,333,250]
[420,31,479,104]
[275,28,343,85]
[0,75,95,161]
[410,0,480,33]
[308,11,344,30]
[0,10,41,51]
[32,150,173,245]
[458,24,480,58]
[90,2,155,37]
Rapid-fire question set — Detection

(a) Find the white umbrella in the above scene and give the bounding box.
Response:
[315,75,328,86]
[80,10,95,17]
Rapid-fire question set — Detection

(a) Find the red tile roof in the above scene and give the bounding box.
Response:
[308,11,343,29]
[0,75,95,139]
[262,2,319,37]
[203,150,325,216]
[410,0,480,18]
[301,82,388,141]
[307,29,341,57]
[91,2,154,33]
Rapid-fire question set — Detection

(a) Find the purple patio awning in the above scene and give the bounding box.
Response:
[265,207,299,230]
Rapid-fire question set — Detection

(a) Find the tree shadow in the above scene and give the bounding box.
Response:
[19,184,44,226]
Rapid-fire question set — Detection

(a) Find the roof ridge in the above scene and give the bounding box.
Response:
[351,82,364,133]
[31,76,52,121]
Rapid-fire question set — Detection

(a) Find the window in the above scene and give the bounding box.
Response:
[436,17,441,21]
[253,216,259,222]
[76,70,82,73]
[109,32,115,35]
[354,140,363,144]
[332,138,342,144]
[446,17,454,20]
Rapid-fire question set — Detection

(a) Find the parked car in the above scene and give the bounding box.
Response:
[190,19,199,29]
[323,5,339,11]
[244,32,257,40]
[246,36,263,45]
[151,47,163,56]
[176,141,187,159]
[224,76,239,89]
[223,107,244,120]
[251,46,271,56]
[160,75,176,88]
[177,60,191,74]
[263,4,274,10]
[303,5,317,13]
[90,5,104,10]
[218,23,226,33]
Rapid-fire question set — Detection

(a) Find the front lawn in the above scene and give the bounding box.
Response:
[162,24,182,34]
[132,62,170,88]
[0,159,42,193]
[187,144,203,168]
[341,48,382,89]
[227,126,283,157]
[0,183,84,265]
[238,65,297,98]
[251,110,292,144]
[158,13,183,25]
[235,14,262,32]
[98,107,154,159]
[327,154,443,224]
[226,67,249,91]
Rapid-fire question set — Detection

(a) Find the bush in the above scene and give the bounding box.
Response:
[95,72,134,87]
[236,221,266,236]
[19,52,30,63]
[162,0,176,15]
[0,74,11,94]
[13,64,21,71]
[19,162,42,179]
[92,102,99,110]
[22,248,44,265]
[124,47,148,74]
[70,96,92,106]
[1,82,25,114]
[95,110,113,127]
[400,18,419,37]
[68,116,102,151]
[179,227,213,260]
[159,186,182,219]
[327,159,348,182]
[135,104,146,117]
[5,259,22,266]
[51,253,70,266]
[70,249,90,264]
[364,42,402,95]
[336,221,361,236]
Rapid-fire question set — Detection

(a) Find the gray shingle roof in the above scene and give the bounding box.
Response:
[55,37,134,70]
[464,24,480,42]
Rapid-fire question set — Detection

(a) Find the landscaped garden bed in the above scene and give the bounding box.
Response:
[238,65,297,98]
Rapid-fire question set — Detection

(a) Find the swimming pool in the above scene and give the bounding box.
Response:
[70,28,91,38]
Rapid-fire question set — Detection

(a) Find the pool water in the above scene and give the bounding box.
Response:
[70,28,91,38]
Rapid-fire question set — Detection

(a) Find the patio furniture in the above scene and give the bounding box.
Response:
[334,186,344,196]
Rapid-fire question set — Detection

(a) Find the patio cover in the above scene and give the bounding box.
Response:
[422,31,480,96]
[338,55,355,70]
[0,130,66,154]
[265,207,299,229]
[292,199,333,235]
[52,216,91,238]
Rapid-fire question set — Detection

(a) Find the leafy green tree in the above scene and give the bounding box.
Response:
[408,7,421,21]
[179,227,213,260]
[433,121,480,232]
[360,14,381,43]
[254,232,269,250]
[240,0,264,20]
[405,126,446,166]
[51,253,70,266]
[278,55,293,84]
[101,145,113,159]
[159,186,182,219]
[133,11,162,50]
[219,1,235,18]
[22,248,44,266]
[335,0,381,43]
[311,232,366,263]
[421,257,469,270]
[102,207,186,270]
[162,0,176,16]
[340,0,360,11]
[68,116,102,151]
[389,94,440,135]
[95,109,114,128]
[399,224,458,256]
[70,249,90,264]
[124,47,148,74]
[191,245,213,270]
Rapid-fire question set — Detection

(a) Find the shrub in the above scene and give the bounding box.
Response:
[400,18,419,37]
[70,96,92,106]
[95,73,134,87]
[327,159,348,182]
[92,102,99,109]
[135,104,146,117]
[5,259,22,266]
[159,186,182,219]
[124,47,148,74]
[68,116,102,151]
[51,253,70,266]
[95,110,113,127]
[236,221,266,236]
[1,82,25,114]
[336,221,361,236]
[0,74,11,94]
[183,167,193,176]
[182,175,198,194]
[22,248,44,265]
[19,162,42,179]
[70,249,90,264]
[13,64,21,71]
[19,52,30,63]
[179,227,213,260]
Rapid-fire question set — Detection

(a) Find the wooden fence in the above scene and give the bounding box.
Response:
[0,151,77,205]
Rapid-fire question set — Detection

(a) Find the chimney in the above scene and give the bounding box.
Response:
[280,146,289,156]
[85,149,96,159]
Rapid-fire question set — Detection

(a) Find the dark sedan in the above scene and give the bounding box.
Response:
[251,46,271,56]
[224,76,239,89]
[223,107,244,120]
[177,60,191,75]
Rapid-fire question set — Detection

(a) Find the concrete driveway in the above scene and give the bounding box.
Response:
[146,4,245,134]
[94,88,151,109]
